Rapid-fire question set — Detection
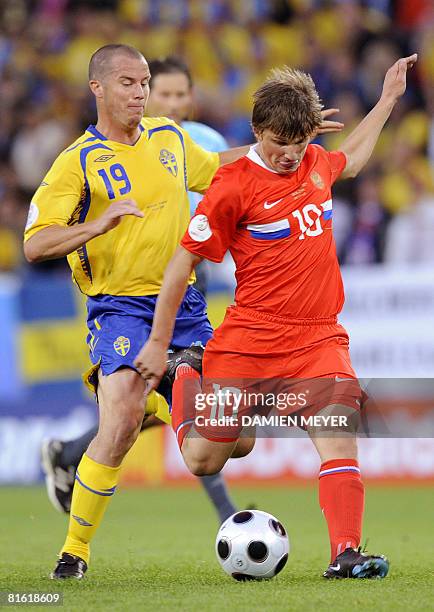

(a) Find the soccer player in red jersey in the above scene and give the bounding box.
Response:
[135,54,417,579]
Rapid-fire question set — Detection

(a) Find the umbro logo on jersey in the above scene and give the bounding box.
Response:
[264,198,284,209]
[94,154,115,162]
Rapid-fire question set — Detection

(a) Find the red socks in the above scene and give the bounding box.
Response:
[170,365,201,447]
[319,458,365,561]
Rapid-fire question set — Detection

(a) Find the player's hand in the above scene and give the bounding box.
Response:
[94,199,144,234]
[381,54,417,104]
[316,108,344,135]
[134,341,167,391]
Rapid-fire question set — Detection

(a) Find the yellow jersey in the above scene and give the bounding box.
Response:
[24,117,219,296]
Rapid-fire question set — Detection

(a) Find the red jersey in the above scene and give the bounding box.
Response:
[181,144,347,318]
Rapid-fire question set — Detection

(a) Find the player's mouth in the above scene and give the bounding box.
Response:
[277,159,299,172]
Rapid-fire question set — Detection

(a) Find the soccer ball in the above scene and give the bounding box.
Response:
[215,510,289,581]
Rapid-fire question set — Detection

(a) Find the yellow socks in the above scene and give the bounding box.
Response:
[148,391,171,425]
[61,453,121,564]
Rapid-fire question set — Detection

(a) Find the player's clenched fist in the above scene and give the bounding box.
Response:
[94,199,144,234]
[134,341,167,390]
[381,54,417,103]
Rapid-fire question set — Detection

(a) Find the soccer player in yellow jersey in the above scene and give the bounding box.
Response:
[23,44,250,580]
[40,57,240,526]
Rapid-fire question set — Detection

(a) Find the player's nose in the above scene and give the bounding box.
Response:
[168,96,179,109]
[283,151,299,161]
[283,145,302,161]
[133,83,146,99]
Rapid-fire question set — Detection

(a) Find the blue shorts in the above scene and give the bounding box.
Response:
[83,285,213,398]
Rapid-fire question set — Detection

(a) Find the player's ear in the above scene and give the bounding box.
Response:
[89,79,103,99]
[252,126,263,142]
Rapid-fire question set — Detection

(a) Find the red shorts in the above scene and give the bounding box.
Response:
[195,306,361,441]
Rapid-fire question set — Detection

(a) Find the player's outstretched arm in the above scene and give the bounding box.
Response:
[134,246,202,389]
[339,54,417,179]
[218,145,251,166]
[24,199,144,262]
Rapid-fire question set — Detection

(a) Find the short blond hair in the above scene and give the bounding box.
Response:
[252,66,323,140]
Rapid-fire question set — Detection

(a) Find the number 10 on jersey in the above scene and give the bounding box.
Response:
[292,204,324,239]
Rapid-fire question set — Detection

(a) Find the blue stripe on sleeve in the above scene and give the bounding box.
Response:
[75,142,113,283]
[66,136,99,152]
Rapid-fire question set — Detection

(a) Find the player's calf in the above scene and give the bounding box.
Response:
[89,369,147,465]
[89,412,143,465]
[230,435,255,458]
[182,435,236,476]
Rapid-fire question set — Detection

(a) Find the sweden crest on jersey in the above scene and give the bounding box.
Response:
[159,149,178,176]
[113,336,130,356]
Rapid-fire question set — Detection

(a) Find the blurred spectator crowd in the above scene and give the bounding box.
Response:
[0,0,433,275]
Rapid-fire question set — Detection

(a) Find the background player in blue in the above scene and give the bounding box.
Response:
[40,58,238,530]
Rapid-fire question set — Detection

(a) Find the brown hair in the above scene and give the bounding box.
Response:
[252,66,323,140]
[148,57,193,89]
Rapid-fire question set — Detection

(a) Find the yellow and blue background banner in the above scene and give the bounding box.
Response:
[0,273,95,483]
[0,271,233,484]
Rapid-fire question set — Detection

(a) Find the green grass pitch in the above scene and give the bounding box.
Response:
[1,485,432,611]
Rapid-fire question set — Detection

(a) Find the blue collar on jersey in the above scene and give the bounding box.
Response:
[87,124,145,142]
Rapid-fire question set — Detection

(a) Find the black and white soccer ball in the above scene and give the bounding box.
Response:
[215,510,289,581]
